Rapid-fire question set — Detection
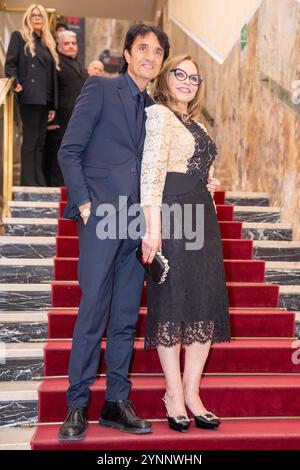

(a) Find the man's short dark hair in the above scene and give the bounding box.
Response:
[56,22,69,32]
[119,23,170,74]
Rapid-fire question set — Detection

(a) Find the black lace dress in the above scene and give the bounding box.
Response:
[144,114,231,349]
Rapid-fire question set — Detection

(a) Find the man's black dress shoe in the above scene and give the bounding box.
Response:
[58,407,88,441]
[99,400,152,434]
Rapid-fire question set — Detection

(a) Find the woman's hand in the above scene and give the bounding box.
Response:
[142,232,162,264]
[207,176,220,198]
[48,110,56,122]
[14,83,23,93]
[142,205,162,264]
[47,124,60,131]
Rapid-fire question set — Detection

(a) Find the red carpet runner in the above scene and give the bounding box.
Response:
[31,189,300,450]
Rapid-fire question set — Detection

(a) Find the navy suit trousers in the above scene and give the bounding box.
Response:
[66,197,145,408]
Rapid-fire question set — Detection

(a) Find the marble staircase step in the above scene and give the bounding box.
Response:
[13,188,271,206]
[254,241,300,262]
[0,312,48,343]
[0,381,40,427]
[0,284,51,311]
[0,310,48,343]
[0,426,34,449]
[13,186,60,202]
[8,201,59,219]
[0,237,56,259]
[279,286,300,312]
[225,191,270,207]
[0,343,44,382]
[0,259,53,283]
[242,223,292,241]
[265,262,300,285]
[3,218,57,237]
[233,206,281,223]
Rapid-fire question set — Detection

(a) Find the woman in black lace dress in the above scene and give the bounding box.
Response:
[141,55,231,432]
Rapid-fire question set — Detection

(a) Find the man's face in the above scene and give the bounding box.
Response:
[88,61,104,76]
[124,32,164,85]
[55,27,67,41]
[58,36,78,59]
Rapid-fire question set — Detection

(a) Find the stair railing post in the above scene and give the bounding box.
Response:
[2,86,14,218]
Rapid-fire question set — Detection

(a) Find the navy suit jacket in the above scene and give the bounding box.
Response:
[58,74,154,220]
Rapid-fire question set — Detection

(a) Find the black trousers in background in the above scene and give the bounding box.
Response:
[19,104,49,186]
[44,108,72,187]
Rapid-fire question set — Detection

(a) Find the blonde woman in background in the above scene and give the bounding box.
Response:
[141,55,231,433]
[5,4,59,186]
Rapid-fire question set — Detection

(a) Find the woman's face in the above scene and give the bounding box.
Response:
[30,7,43,31]
[167,59,199,109]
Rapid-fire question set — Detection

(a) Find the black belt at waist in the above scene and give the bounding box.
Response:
[162,172,208,197]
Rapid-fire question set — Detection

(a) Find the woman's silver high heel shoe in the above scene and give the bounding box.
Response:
[162,396,190,433]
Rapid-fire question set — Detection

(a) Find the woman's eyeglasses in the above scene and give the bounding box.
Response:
[170,68,204,86]
[31,14,43,20]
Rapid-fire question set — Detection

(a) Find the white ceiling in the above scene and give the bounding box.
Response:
[2,0,157,21]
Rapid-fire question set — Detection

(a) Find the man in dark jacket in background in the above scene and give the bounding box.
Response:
[44,30,87,186]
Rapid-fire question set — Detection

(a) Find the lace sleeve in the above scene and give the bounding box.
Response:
[140,105,172,206]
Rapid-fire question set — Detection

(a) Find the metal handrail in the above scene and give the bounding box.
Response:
[0,76,14,217]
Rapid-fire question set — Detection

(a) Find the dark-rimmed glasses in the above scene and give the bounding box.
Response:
[170,68,204,86]
[31,14,43,20]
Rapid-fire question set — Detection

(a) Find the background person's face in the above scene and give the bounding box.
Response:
[55,27,67,41]
[88,61,104,76]
[124,32,164,85]
[59,37,78,58]
[30,7,43,32]
[167,59,199,108]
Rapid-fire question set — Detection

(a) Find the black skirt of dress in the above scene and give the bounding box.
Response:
[145,178,231,349]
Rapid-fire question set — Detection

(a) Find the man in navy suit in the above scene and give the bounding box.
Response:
[58,24,219,441]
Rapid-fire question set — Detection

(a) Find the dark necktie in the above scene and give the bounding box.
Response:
[136,92,145,145]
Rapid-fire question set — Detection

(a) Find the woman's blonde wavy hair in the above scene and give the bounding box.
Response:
[21,4,59,70]
[153,54,203,121]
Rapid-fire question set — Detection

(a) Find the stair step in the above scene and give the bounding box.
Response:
[3,218,57,237]
[47,307,295,339]
[0,237,55,259]
[51,281,279,308]
[56,219,292,241]
[57,218,244,239]
[279,286,300,312]
[31,419,300,450]
[233,206,280,223]
[242,223,292,241]
[0,284,51,311]
[0,321,47,343]
[0,427,34,449]
[58,200,236,221]
[0,258,53,283]
[38,375,300,422]
[265,262,300,285]
[0,311,48,343]
[0,311,48,322]
[54,258,266,282]
[8,201,59,219]
[44,339,299,376]
[56,236,254,259]
[226,191,270,207]
[254,241,300,262]
[13,186,60,202]
[0,343,44,382]
[0,381,40,427]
